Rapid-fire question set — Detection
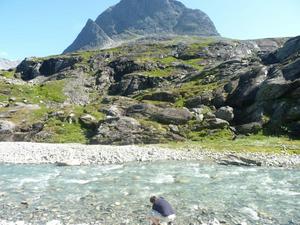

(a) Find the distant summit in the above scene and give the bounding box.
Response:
[0,58,20,70]
[64,0,219,53]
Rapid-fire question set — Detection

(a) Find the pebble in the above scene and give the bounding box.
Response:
[0,142,298,168]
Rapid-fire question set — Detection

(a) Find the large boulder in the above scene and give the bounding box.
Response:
[16,58,42,80]
[91,117,165,145]
[235,122,262,135]
[282,58,300,81]
[185,92,213,108]
[151,108,193,125]
[288,121,300,137]
[286,105,300,121]
[226,66,268,107]
[206,118,229,129]
[79,114,98,128]
[127,104,193,125]
[256,77,294,102]
[142,91,179,103]
[215,106,234,122]
[262,36,300,64]
[17,56,81,80]
[109,73,166,96]
[275,36,300,62]
[126,103,158,118]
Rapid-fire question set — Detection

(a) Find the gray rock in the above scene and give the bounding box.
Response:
[282,58,300,81]
[290,87,300,98]
[126,103,158,117]
[127,103,193,125]
[92,116,164,145]
[142,91,179,103]
[169,124,180,134]
[109,73,165,96]
[286,106,300,121]
[0,120,16,134]
[226,66,268,107]
[151,107,193,125]
[256,77,293,101]
[206,118,229,129]
[64,0,219,53]
[80,114,98,128]
[16,58,42,80]
[185,93,213,108]
[215,106,234,122]
[17,56,81,81]
[102,105,124,117]
[218,154,262,167]
[235,122,262,135]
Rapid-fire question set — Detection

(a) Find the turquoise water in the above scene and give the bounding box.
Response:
[0,161,299,225]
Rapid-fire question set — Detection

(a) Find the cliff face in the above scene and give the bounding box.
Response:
[1,35,299,144]
[64,0,219,53]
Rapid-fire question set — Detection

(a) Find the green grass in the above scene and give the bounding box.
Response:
[162,134,300,155]
[43,118,88,143]
[73,104,105,121]
[142,67,178,77]
[0,70,15,79]
[187,129,233,142]
[184,58,205,71]
[0,80,66,104]
[176,80,221,98]
[0,105,49,125]
[138,119,167,133]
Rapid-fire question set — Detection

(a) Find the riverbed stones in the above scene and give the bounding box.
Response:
[215,106,234,122]
[0,142,298,167]
[218,154,262,167]
[0,120,16,134]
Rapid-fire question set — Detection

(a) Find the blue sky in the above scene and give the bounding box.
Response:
[0,0,299,60]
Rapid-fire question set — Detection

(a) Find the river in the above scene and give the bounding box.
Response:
[0,161,299,225]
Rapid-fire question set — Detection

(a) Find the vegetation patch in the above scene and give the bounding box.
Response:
[43,118,88,143]
[139,119,167,133]
[0,80,66,104]
[163,134,300,155]
[142,67,178,77]
[176,80,221,98]
[0,70,15,79]
[187,129,233,142]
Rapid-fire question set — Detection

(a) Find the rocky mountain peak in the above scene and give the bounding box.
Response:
[64,0,219,53]
[0,58,20,70]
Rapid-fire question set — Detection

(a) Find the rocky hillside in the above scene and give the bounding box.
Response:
[0,35,299,145]
[64,0,219,53]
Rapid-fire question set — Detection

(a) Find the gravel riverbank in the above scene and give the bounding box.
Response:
[0,142,299,167]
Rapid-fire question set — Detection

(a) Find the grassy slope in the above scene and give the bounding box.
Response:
[162,134,300,155]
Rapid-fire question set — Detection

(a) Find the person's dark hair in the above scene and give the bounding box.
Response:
[150,196,157,203]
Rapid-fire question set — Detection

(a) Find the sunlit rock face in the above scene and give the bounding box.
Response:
[64,0,219,53]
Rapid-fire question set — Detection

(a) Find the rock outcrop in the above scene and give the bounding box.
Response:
[2,34,300,144]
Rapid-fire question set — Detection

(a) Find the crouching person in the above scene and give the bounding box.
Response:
[148,196,176,225]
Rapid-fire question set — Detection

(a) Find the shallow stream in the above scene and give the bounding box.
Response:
[0,161,299,225]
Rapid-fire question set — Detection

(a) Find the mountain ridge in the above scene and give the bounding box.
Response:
[64,0,219,53]
[0,58,20,70]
